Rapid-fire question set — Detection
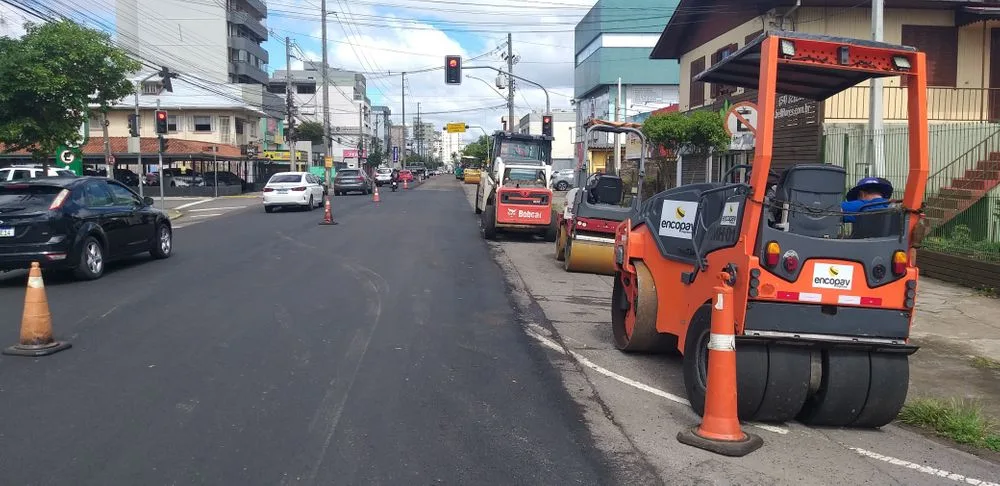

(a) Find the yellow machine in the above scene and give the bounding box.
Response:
[463,169,481,184]
[556,121,644,275]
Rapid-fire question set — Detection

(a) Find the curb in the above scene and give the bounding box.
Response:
[221,194,262,199]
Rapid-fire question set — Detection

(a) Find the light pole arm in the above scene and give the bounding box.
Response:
[464,66,550,115]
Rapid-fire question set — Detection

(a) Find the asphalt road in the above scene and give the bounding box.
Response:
[0,178,615,485]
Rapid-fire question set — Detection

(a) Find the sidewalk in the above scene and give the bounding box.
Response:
[908,278,1000,421]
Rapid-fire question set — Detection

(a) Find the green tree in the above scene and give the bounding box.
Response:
[461,135,490,167]
[641,110,729,190]
[296,121,325,145]
[0,20,141,168]
[365,137,384,169]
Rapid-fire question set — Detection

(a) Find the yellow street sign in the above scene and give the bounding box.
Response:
[262,150,308,161]
[446,122,467,133]
[324,156,334,168]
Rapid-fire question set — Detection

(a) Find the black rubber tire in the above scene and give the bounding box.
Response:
[475,188,483,214]
[544,217,558,242]
[73,236,105,280]
[264,206,275,213]
[683,306,776,420]
[611,263,672,353]
[850,353,910,428]
[150,224,172,259]
[797,350,871,426]
[307,195,315,211]
[556,181,569,191]
[752,345,812,422]
[555,225,566,261]
[482,204,498,240]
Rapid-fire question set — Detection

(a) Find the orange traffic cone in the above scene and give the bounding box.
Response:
[3,262,71,357]
[403,179,409,190]
[677,272,762,457]
[318,196,338,225]
[373,186,380,204]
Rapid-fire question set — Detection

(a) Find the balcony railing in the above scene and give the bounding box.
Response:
[227,10,267,42]
[825,86,1000,122]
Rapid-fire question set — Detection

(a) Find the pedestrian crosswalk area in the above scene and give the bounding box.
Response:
[172,202,258,229]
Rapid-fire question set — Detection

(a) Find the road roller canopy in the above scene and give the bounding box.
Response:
[693,31,918,101]
[694,30,929,231]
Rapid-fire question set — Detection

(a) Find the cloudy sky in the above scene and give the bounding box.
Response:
[263,0,594,143]
[2,0,596,144]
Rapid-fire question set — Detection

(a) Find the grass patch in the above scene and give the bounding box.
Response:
[899,398,1000,452]
[971,356,1000,371]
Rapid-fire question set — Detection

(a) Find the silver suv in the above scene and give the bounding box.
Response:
[550,169,577,191]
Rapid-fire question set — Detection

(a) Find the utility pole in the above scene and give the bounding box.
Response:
[507,32,515,133]
[399,71,406,169]
[156,99,165,209]
[285,36,297,172]
[320,0,331,186]
[357,102,364,169]
[614,76,622,175]
[101,112,112,178]
[868,0,885,176]
[417,102,422,159]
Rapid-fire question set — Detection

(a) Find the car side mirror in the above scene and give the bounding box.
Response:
[143,196,155,206]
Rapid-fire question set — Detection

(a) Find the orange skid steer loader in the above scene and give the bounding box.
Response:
[612,31,928,427]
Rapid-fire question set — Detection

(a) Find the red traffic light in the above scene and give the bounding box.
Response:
[543,116,551,123]
[449,59,458,67]
[156,111,167,120]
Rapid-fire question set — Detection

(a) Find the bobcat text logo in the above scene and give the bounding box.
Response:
[507,208,518,218]
[518,210,542,219]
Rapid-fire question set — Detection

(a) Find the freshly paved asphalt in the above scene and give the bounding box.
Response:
[0,177,614,485]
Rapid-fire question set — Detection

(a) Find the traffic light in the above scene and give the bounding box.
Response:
[445,55,461,85]
[155,110,168,135]
[158,136,169,153]
[541,114,553,137]
[128,114,140,137]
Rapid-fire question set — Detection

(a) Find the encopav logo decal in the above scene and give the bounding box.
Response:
[659,200,698,239]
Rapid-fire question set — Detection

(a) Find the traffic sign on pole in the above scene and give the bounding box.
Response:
[392,146,399,163]
[446,122,467,134]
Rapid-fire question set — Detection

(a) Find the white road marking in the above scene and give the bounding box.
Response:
[174,199,212,210]
[189,213,223,218]
[187,206,247,212]
[523,329,788,435]
[848,447,999,486]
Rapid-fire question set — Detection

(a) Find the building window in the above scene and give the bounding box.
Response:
[689,56,706,108]
[710,44,738,99]
[745,30,764,45]
[900,25,958,87]
[297,84,316,94]
[89,114,102,132]
[235,118,244,135]
[167,114,179,132]
[193,115,213,132]
[142,82,162,95]
[219,116,231,143]
[267,84,285,94]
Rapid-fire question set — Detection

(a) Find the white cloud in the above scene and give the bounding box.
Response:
[266,0,595,144]
[0,2,41,38]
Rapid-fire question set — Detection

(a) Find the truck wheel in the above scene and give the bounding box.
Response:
[543,217,558,242]
[475,188,483,214]
[482,204,498,240]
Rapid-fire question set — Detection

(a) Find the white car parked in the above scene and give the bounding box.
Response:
[374,167,393,186]
[262,172,326,213]
[0,165,77,181]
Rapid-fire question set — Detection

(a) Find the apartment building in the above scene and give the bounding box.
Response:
[116,0,269,85]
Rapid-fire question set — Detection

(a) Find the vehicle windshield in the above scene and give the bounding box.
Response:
[503,168,547,188]
[337,170,360,178]
[269,174,303,183]
[377,168,392,174]
[498,139,549,164]
[0,185,64,209]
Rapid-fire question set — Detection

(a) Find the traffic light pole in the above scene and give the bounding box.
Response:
[157,99,165,209]
[133,72,158,198]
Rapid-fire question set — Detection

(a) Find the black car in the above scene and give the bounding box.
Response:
[0,177,173,280]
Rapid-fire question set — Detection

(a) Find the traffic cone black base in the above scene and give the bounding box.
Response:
[676,427,762,457]
[3,341,71,357]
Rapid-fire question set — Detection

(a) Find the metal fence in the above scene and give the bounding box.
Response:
[825,86,1000,122]
[823,122,1000,262]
